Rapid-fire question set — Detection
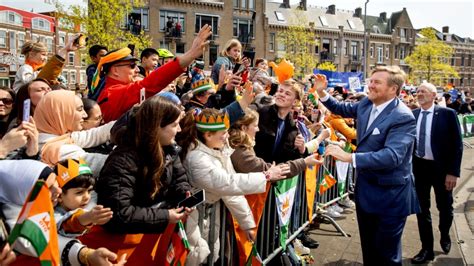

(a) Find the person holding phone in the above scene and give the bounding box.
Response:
[79,96,192,264]
[179,108,290,265]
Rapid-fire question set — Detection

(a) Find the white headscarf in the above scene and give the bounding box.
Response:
[0,160,52,205]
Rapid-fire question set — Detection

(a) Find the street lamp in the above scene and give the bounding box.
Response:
[363,0,369,79]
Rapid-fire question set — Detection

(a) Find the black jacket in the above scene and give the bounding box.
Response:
[254,104,303,164]
[96,143,190,234]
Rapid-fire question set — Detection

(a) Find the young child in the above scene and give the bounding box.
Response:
[54,158,113,237]
[12,41,48,92]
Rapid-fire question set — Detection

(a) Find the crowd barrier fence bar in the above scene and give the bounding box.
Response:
[199,152,353,265]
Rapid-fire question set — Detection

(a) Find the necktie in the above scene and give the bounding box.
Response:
[366,107,378,130]
[418,111,429,157]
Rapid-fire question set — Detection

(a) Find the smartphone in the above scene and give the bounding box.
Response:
[23,99,31,122]
[242,51,255,66]
[269,83,279,96]
[140,88,146,104]
[178,189,205,209]
[232,63,242,74]
[0,220,8,250]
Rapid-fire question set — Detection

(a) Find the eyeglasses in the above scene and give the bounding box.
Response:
[113,62,137,69]
[0,98,13,105]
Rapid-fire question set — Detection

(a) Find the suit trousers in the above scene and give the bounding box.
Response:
[413,156,454,251]
[356,207,407,266]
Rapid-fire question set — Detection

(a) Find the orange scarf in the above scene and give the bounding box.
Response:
[25,59,45,72]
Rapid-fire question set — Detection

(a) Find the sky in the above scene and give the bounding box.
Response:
[291,0,473,38]
[1,0,473,38]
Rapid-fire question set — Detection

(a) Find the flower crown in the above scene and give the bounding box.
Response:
[56,158,92,188]
[194,109,230,132]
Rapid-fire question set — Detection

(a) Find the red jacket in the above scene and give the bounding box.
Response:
[98,58,184,122]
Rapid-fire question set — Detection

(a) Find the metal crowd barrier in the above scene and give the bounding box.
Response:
[199,153,354,265]
[459,114,474,149]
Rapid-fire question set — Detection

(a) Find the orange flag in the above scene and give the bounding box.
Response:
[305,165,319,220]
[9,180,60,266]
[233,182,271,265]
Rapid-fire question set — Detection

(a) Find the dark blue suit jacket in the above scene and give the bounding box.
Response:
[413,105,463,177]
[323,96,419,217]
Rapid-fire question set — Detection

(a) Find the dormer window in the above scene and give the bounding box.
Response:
[32,18,51,31]
[0,11,23,26]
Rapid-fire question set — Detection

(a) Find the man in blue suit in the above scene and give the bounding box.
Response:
[314,66,419,265]
[411,82,463,264]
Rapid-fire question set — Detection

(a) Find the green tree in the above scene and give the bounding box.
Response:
[277,9,318,78]
[317,62,336,72]
[53,0,152,56]
[405,28,458,85]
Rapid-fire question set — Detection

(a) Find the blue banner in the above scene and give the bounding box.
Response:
[313,69,364,92]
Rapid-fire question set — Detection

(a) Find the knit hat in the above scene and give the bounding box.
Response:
[55,158,93,188]
[194,109,230,132]
[191,78,216,94]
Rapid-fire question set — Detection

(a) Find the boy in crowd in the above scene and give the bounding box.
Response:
[138,48,159,77]
[54,158,113,237]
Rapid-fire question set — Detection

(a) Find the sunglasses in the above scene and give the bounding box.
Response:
[0,98,13,105]
[114,62,137,69]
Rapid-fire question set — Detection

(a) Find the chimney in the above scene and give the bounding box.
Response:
[442,26,449,33]
[327,4,336,15]
[379,12,387,22]
[354,7,362,18]
[281,0,290,8]
[299,0,307,11]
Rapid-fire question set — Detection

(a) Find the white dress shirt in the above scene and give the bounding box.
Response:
[320,94,395,168]
[416,104,435,160]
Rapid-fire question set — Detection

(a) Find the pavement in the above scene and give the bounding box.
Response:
[307,138,474,266]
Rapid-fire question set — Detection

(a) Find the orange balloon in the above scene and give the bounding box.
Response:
[269,59,294,83]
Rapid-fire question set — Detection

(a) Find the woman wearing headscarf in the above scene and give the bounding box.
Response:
[0,160,126,266]
[33,90,114,175]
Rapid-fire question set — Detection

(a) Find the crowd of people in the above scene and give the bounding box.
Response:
[0,23,467,266]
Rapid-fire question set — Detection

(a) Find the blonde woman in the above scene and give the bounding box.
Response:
[13,41,48,92]
[210,39,243,84]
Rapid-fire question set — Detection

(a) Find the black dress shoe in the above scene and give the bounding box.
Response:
[440,235,451,254]
[298,233,319,249]
[411,249,434,264]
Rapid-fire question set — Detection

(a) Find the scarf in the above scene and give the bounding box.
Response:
[34,90,77,166]
[25,59,45,72]
[90,47,132,95]
[0,160,52,205]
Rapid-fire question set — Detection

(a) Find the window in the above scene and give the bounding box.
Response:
[319,16,328,27]
[233,0,238,8]
[46,38,53,53]
[468,55,472,67]
[277,41,285,52]
[0,31,6,48]
[233,18,254,41]
[59,33,66,47]
[18,33,25,52]
[70,71,76,85]
[32,18,51,31]
[159,41,170,50]
[209,44,218,66]
[62,71,69,84]
[399,46,405,59]
[385,47,389,59]
[315,45,319,54]
[176,43,185,54]
[68,52,75,66]
[58,18,74,30]
[160,10,185,33]
[344,40,349,56]
[275,12,285,22]
[0,11,22,26]
[81,56,87,67]
[372,25,381,34]
[377,47,383,63]
[269,33,275,51]
[196,15,219,36]
[332,39,337,55]
[80,70,86,84]
[240,0,246,9]
[9,32,16,52]
[351,41,358,57]
[400,28,407,41]
[249,0,255,10]
[347,20,355,30]
[370,44,374,58]
[461,56,465,66]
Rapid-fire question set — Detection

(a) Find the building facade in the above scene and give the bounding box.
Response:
[0,5,85,89]
[264,1,416,78]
